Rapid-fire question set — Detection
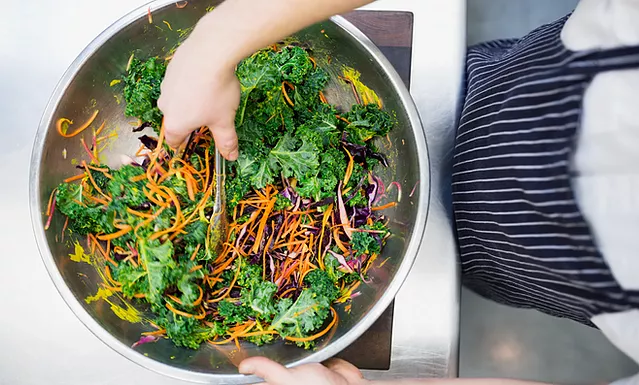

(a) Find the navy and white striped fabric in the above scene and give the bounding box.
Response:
[453,15,639,326]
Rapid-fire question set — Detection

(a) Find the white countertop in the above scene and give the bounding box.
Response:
[0,0,464,383]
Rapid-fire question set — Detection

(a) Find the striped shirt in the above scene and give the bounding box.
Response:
[453,13,639,337]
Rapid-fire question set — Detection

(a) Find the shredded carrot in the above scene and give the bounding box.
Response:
[184,173,196,201]
[286,308,338,343]
[134,206,166,232]
[189,244,201,261]
[103,285,122,292]
[333,227,349,254]
[104,265,121,286]
[281,81,295,107]
[279,287,297,298]
[204,149,210,190]
[208,263,240,303]
[56,110,99,138]
[336,115,351,125]
[97,226,132,241]
[147,7,153,24]
[242,330,278,338]
[126,207,153,218]
[86,164,113,179]
[319,91,328,104]
[192,286,204,307]
[160,185,183,221]
[95,120,107,136]
[63,173,86,183]
[166,302,196,318]
[61,217,69,242]
[194,307,207,320]
[343,149,354,186]
[142,329,166,336]
[251,197,276,254]
[143,188,165,206]
[372,201,398,211]
[175,1,188,8]
[86,195,108,206]
[82,161,111,201]
[308,56,317,69]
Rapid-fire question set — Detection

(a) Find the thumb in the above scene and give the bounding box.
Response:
[324,359,365,383]
[162,116,191,149]
[239,357,292,384]
[209,122,239,161]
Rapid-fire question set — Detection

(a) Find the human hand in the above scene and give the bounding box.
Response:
[239,357,367,385]
[158,30,240,161]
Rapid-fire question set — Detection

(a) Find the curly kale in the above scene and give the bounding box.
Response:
[112,263,148,298]
[154,307,221,349]
[243,281,278,318]
[106,165,147,207]
[351,222,390,256]
[56,183,110,235]
[344,103,393,144]
[123,56,167,128]
[269,289,332,347]
[55,45,394,352]
[218,300,255,325]
[305,269,339,302]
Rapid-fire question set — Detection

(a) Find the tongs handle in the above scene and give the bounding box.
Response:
[213,147,225,215]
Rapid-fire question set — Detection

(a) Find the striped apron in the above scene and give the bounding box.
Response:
[453,15,639,326]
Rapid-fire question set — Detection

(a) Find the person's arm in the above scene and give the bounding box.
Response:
[158,0,373,160]
[238,357,554,385]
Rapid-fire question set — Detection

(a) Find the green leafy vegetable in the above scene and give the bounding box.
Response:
[351,222,390,256]
[138,238,175,304]
[270,289,331,342]
[123,56,167,128]
[55,45,395,352]
[344,103,393,144]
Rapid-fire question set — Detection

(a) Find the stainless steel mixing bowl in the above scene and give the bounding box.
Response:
[29,0,430,383]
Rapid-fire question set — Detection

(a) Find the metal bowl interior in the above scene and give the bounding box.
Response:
[30,0,430,383]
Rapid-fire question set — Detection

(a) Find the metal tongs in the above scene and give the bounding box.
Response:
[178,134,227,257]
[208,147,227,256]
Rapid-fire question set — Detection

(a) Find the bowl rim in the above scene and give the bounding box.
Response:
[29,1,431,383]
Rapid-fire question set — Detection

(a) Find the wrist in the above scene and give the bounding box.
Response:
[187,11,244,71]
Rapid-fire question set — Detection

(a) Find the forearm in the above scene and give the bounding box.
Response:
[189,0,373,66]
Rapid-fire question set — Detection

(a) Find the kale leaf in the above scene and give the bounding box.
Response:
[242,281,278,318]
[56,183,110,235]
[351,222,390,256]
[304,269,339,302]
[106,165,147,208]
[154,307,220,349]
[123,57,167,128]
[270,289,331,343]
[344,104,393,144]
[218,300,254,325]
[138,238,175,304]
[113,262,148,298]
[269,135,319,181]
